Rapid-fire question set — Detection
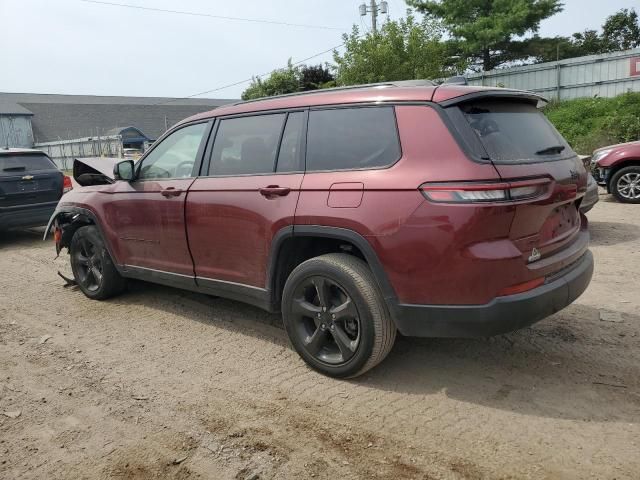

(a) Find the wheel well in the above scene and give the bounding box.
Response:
[607,160,640,190]
[270,236,367,307]
[58,213,95,249]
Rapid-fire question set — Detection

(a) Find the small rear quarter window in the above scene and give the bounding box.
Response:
[306,107,401,171]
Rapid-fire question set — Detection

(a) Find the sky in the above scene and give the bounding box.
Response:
[1,0,638,100]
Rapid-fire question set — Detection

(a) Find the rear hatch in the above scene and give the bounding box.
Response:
[0,153,63,208]
[448,96,588,265]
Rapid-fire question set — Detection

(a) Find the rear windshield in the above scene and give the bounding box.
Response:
[459,100,572,163]
[0,154,56,173]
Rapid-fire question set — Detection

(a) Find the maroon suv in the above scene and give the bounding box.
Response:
[47,82,594,378]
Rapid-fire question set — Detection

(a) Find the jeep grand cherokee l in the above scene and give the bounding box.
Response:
[46,82,594,378]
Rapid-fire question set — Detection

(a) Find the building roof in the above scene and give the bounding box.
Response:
[0,92,235,143]
[0,97,33,115]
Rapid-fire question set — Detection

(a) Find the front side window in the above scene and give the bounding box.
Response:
[459,100,573,163]
[210,114,286,176]
[138,123,207,180]
[306,107,401,171]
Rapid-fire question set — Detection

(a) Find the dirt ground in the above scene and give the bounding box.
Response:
[1,193,639,480]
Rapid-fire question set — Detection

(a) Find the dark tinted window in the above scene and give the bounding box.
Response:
[210,114,285,176]
[276,112,305,172]
[0,154,56,173]
[460,100,572,163]
[306,107,400,171]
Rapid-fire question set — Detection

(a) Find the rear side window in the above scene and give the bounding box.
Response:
[0,154,56,173]
[306,107,401,171]
[210,114,286,176]
[459,100,572,163]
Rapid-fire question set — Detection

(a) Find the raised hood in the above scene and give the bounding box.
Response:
[73,157,119,186]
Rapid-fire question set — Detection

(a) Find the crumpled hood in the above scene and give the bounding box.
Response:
[73,157,119,186]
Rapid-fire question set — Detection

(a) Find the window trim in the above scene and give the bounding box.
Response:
[133,120,213,183]
[202,108,308,178]
[304,105,403,174]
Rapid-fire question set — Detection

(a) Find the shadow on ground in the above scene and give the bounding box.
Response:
[588,220,640,246]
[100,280,640,424]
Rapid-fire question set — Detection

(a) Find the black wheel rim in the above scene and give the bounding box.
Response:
[290,276,361,365]
[73,237,103,292]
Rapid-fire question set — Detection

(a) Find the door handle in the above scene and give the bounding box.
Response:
[161,187,183,197]
[259,186,291,198]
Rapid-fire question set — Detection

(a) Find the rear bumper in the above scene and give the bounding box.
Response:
[390,250,594,338]
[0,201,58,230]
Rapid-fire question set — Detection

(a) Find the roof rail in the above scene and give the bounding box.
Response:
[232,79,436,106]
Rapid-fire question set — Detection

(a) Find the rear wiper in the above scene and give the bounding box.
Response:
[2,166,26,172]
[535,145,565,155]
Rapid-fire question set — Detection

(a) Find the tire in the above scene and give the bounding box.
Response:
[69,225,126,300]
[610,166,640,204]
[281,253,396,378]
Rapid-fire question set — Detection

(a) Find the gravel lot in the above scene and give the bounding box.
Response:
[1,193,639,479]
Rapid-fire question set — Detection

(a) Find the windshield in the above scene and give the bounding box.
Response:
[0,153,57,173]
[460,100,573,163]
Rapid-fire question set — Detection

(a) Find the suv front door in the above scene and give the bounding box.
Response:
[107,122,209,276]
[186,111,306,297]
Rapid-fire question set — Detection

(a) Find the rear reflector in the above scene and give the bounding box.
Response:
[420,178,550,204]
[63,175,73,193]
[497,277,545,296]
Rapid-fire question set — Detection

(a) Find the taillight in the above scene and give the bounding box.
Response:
[63,175,73,193]
[420,178,550,204]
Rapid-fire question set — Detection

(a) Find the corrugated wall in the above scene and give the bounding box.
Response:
[466,48,640,100]
[0,115,34,148]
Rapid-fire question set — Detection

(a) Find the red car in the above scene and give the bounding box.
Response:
[591,140,640,203]
[47,82,593,378]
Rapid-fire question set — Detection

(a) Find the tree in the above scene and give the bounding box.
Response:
[601,8,640,51]
[406,0,563,71]
[333,13,461,86]
[241,62,335,100]
[530,8,640,63]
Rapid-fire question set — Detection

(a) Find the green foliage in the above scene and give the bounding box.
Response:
[532,8,640,62]
[332,13,461,85]
[241,61,335,100]
[544,92,640,154]
[406,0,562,70]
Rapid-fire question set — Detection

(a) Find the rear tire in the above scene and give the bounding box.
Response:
[282,253,396,378]
[70,225,126,300]
[610,166,640,204]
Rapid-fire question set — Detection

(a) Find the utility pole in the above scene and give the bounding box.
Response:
[359,1,388,33]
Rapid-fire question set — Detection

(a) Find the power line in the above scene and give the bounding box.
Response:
[154,40,356,105]
[79,0,346,31]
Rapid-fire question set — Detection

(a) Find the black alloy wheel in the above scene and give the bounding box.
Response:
[290,275,361,365]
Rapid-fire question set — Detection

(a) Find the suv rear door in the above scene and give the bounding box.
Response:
[186,110,306,293]
[0,152,63,208]
[447,97,588,262]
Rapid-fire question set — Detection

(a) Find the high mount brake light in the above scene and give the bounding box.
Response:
[420,178,550,204]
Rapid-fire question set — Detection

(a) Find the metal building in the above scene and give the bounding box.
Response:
[466,48,640,100]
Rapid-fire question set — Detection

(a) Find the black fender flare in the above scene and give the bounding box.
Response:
[267,225,399,315]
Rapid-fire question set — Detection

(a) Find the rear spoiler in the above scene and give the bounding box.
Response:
[437,88,548,108]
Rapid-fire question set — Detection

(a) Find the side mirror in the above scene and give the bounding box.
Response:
[114,160,134,181]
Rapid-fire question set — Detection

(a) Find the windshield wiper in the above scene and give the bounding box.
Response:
[535,145,565,155]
